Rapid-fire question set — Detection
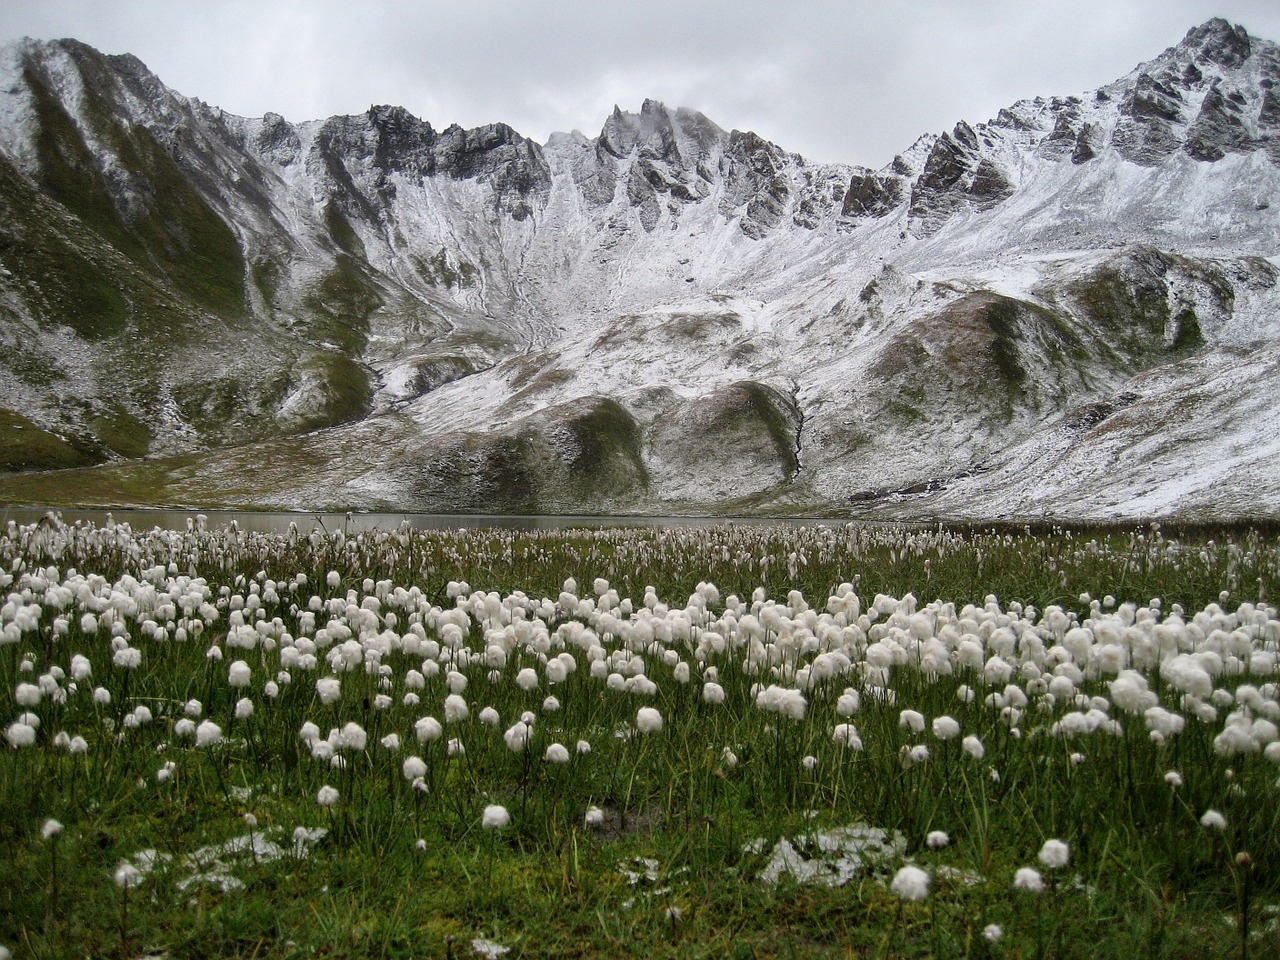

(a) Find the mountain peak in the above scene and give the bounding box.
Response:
[1177,18,1252,67]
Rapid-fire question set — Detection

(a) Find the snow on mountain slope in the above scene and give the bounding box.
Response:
[0,19,1277,519]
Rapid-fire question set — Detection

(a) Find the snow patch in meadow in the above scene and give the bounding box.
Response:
[122,827,328,893]
[470,939,510,958]
[745,823,906,886]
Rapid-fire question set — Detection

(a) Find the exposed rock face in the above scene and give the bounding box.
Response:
[1112,75,1185,165]
[907,122,1013,235]
[841,170,904,218]
[1184,86,1254,161]
[720,130,792,238]
[1181,17,1252,67]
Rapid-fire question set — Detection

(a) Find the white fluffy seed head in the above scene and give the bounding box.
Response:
[1038,839,1069,869]
[636,707,663,733]
[1013,867,1044,893]
[890,865,929,901]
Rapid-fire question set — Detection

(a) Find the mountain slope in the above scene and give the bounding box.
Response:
[0,19,1277,520]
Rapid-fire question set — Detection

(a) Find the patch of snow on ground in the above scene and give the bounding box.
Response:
[745,823,906,886]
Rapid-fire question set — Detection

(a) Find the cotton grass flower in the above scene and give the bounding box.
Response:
[932,715,960,739]
[227,660,251,688]
[585,805,604,828]
[41,819,64,840]
[890,865,929,901]
[1200,809,1227,830]
[832,723,863,749]
[5,722,35,748]
[1013,867,1044,892]
[316,785,339,807]
[114,862,143,889]
[899,709,925,733]
[983,924,1003,942]
[339,721,366,751]
[315,677,341,705]
[636,707,663,733]
[503,721,531,752]
[482,804,510,829]
[194,720,221,748]
[1038,839,1069,869]
[414,717,443,743]
[544,742,570,763]
[926,830,949,849]
[402,756,427,781]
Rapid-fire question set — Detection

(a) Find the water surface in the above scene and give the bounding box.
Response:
[1,507,857,536]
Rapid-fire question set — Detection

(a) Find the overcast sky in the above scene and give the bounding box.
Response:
[3,1,1279,168]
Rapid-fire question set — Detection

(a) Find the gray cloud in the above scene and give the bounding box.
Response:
[3,0,1279,167]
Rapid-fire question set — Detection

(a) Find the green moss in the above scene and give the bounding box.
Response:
[23,58,246,319]
[980,298,1027,386]
[300,257,382,354]
[1070,261,1171,362]
[411,435,541,514]
[297,353,372,431]
[734,383,800,481]
[562,397,649,494]
[90,402,152,459]
[0,157,130,339]
[324,202,366,258]
[250,258,281,308]
[665,311,740,340]
[0,408,100,472]
[1172,307,1206,352]
[415,248,477,290]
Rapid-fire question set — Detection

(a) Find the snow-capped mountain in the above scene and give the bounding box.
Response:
[0,18,1277,520]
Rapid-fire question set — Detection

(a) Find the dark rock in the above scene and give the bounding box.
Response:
[792,166,849,228]
[952,121,979,149]
[1111,75,1184,165]
[1181,18,1252,69]
[1260,89,1280,128]
[908,128,1013,232]
[719,130,790,238]
[1184,86,1255,162]
[967,160,1014,207]
[626,164,662,232]
[432,122,551,217]
[1071,123,1098,164]
[1044,113,1078,143]
[589,101,721,221]
[254,112,301,166]
[841,170,904,218]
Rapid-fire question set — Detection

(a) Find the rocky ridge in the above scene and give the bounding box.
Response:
[0,19,1277,520]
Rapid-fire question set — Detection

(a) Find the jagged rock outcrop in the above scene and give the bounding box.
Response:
[907,122,1014,235]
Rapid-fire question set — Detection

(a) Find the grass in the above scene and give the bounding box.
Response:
[0,409,98,473]
[1,518,1279,958]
